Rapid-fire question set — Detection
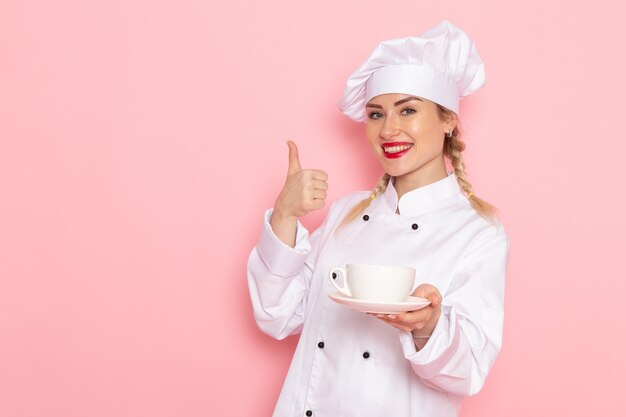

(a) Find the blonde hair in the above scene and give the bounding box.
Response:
[339,105,497,229]
[339,173,392,228]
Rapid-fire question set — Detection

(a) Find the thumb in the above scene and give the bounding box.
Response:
[413,284,442,306]
[286,140,302,175]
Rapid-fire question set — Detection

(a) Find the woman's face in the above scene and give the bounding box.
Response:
[365,93,456,188]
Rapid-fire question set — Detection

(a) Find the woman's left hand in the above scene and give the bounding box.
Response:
[372,284,442,336]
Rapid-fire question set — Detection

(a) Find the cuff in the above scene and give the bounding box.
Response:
[399,304,461,379]
[256,209,312,277]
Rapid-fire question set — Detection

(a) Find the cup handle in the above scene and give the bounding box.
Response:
[329,267,351,297]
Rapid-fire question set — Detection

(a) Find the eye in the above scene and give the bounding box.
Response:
[368,111,383,120]
[400,107,416,116]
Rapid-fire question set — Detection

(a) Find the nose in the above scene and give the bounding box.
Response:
[380,115,400,140]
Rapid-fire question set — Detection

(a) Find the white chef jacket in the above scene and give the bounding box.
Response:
[247,173,509,417]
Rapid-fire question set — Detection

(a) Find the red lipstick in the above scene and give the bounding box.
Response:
[381,142,414,159]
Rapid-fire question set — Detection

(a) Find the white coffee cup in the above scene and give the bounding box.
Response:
[328,263,416,303]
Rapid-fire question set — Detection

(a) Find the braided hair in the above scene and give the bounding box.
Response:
[339,104,496,229]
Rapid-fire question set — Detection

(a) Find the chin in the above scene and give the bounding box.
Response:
[379,162,411,178]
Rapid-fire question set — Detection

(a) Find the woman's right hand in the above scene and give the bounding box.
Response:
[270,141,328,247]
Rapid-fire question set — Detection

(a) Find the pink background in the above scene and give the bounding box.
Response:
[1,0,625,416]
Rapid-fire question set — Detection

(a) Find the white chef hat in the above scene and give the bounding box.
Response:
[339,20,485,122]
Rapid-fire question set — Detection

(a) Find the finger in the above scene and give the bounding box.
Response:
[412,284,442,305]
[311,169,328,181]
[312,179,329,191]
[287,140,302,175]
[429,294,442,307]
[386,309,431,325]
[375,316,414,332]
[426,290,442,306]
[312,190,327,200]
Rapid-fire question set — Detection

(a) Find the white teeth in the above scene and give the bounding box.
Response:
[383,144,413,153]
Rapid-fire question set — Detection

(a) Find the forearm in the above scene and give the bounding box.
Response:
[269,208,299,248]
[411,301,442,350]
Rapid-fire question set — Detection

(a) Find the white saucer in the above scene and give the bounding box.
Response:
[328,292,431,314]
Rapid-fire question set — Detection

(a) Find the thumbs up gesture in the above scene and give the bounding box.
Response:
[273,140,329,221]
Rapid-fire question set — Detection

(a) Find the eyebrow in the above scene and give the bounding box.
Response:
[395,96,423,106]
[365,96,423,109]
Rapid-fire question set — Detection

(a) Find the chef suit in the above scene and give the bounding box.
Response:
[247,173,509,417]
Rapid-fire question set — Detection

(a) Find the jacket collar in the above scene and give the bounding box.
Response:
[379,173,462,216]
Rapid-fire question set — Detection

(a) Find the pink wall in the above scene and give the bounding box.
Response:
[1,0,624,415]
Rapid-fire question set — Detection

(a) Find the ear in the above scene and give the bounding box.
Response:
[443,112,458,134]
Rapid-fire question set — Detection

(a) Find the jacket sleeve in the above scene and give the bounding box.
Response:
[398,228,509,397]
[246,209,324,340]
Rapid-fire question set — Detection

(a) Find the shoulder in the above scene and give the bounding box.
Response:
[437,195,509,254]
[460,205,509,258]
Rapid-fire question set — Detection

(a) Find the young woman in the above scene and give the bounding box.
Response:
[247,20,509,417]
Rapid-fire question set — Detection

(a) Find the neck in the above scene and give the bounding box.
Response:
[393,162,448,199]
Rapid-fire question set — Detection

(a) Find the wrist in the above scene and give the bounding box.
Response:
[411,331,430,351]
[271,207,298,224]
[411,306,441,339]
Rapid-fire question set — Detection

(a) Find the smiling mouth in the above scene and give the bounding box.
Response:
[382,144,414,154]
[381,143,414,159]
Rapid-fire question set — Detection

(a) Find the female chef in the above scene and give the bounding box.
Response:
[247,20,509,417]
